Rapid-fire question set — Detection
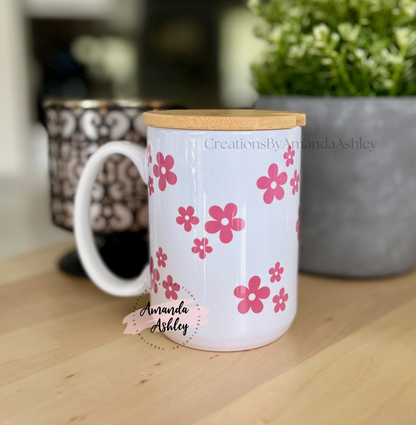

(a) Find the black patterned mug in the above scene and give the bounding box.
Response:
[43,99,180,277]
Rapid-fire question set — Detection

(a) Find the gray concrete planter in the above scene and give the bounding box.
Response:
[256,96,416,278]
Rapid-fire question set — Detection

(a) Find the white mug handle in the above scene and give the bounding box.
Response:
[74,142,150,297]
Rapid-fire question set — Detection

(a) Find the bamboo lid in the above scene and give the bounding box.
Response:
[143,109,306,131]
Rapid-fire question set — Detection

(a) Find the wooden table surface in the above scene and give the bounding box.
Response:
[1,243,416,425]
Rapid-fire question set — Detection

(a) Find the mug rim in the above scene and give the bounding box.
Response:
[42,99,170,109]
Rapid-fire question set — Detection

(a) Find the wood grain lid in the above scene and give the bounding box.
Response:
[143,109,306,131]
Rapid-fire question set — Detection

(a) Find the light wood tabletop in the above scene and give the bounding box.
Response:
[1,243,416,425]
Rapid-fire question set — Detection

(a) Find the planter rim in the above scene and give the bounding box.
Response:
[258,95,416,100]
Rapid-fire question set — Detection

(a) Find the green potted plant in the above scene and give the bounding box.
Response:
[251,0,416,277]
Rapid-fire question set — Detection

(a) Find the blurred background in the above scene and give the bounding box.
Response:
[0,0,265,261]
[4,0,415,279]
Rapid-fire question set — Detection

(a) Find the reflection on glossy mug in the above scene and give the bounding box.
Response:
[74,110,306,351]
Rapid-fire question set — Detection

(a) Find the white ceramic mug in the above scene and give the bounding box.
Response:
[74,110,305,351]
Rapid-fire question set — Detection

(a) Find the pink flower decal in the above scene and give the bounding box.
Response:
[269,262,284,283]
[148,176,155,196]
[176,206,200,232]
[234,276,270,314]
[156,247,167,268]
[191,238,213,259]
[283,146,295,167]
[162,275,180,300]
[273,288,289,313]
[153,152,177,191]
[147,144,152,166]
[205,203,245,244]
[257,164,288,204]
[150,257,160,293]
[290,170,300,195]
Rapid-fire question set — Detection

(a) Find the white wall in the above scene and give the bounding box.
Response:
[26,0,114,18]
[0,0,31,176]
[220,7,266,108]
